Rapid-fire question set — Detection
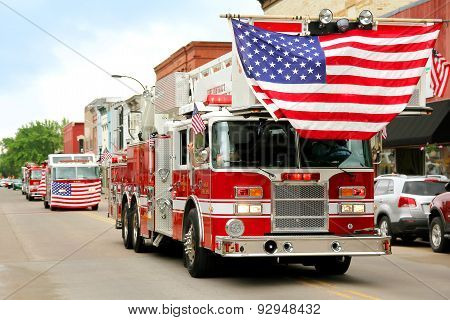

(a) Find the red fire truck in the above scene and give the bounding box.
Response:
[43,154,101,211]
[23,163,43,201]
[108,12,443,277]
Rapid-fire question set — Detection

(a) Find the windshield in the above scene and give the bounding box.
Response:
[403,181,446,196]
[212,121,297,168]
[299,139,372,168]
[52,156,72,163]
[53,167,99,180]
[31,170,42,180]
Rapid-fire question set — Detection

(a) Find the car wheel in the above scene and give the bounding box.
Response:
[131,205,144,253]
[28,195,33,201]
[430,217,449,253]
[91,204,99,211]
[183,208,215,278]
[122,205,133,249]
[314,256,352,275]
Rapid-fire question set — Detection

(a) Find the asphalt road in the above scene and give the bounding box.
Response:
[0,187,449,300]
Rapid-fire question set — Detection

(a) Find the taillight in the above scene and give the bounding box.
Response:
[398,196,417,208]
[281,173,320,181]
[339,186,366,198]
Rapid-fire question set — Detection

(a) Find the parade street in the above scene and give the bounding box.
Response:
[0,188,448,300]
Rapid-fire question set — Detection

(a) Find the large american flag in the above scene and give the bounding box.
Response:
[431,49,449,97]
[38,169,46,196]
[231,19,441,140]
[51,180,101,208]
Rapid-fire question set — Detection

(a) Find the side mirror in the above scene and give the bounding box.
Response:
[445,182,450,192]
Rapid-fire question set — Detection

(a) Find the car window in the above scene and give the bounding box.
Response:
[387,180,394,194]
[375,179,390,196]
[402,181,446,196]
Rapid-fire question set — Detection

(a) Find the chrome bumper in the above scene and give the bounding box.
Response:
[215,235,391,257]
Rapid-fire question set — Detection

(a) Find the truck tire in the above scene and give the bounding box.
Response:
[314,256,352,275]
[122,205,133,249]
[28,195,33,201]
[430,217,449,253]
[44,200,49,209]
[183,208,215,278]
[92,204,99,211]
[131,204,144,253]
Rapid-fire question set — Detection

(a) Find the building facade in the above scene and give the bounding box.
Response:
[63,122,84,154]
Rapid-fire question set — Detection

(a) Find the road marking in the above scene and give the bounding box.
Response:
[300,278,381,300]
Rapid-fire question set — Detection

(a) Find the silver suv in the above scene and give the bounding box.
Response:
[374,175,448,242]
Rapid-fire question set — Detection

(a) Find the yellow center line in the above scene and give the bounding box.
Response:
[299,279,353,299]
[81,212,115,225]
[301,278,382,300]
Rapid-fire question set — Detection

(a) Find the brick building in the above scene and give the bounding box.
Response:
[63,122,84,154]
[154,41,231,80]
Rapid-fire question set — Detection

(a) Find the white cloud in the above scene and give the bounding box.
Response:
[0,0,262,139]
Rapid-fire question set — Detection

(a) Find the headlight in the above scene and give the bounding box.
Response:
[337,18,350,33]
[319,9,333,25]
[235,203,262,215]
[359,10,373,26]
[226,219,245,237]
[340,203,366,214]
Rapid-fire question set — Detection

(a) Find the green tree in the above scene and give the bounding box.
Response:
[0,119,67,177]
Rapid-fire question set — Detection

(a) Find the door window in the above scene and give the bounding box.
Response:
[375,180,390,196]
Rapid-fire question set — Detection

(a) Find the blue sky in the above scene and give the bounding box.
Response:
[0,0,262,139]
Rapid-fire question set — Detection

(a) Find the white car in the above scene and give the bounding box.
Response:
[374,175,448,242]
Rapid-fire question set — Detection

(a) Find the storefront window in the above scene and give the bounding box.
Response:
[425,144,449,178]
[378,148,397,175]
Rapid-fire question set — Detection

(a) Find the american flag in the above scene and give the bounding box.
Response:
[51,180,101,208]
[38,169,46,196]
[431,49,449,97]
[192,103,206,135]
[231,19,441,140]
[100,148,113,163]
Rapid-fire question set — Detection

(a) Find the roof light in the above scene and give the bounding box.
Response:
[281,173,320,181]
[319,9,333,25]
[337,18,350,33]
[358,10,373,26]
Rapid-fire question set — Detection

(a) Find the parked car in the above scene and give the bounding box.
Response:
[12,179,23,191]
[428,182,450,252]
[5,179,13,189]
[374,175,448,242]
[0,179,7,187]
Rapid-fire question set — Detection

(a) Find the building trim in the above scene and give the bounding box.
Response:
[380,0,430,18]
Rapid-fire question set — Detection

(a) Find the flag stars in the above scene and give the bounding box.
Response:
[313,52,319,57]
[255,60,260,66]
[269,62,276,68]
[260,44,266,50]
[294,38,300,42]
[277,68,284,74]
[248,53,253,59]
[265,32,271,38]
[275,45,281,50]
[238,34,244,40]
[285,74,291,80]
[315,61,321,67]
[270,74,276,79]
[283,51,289,56]
[276,56,283,62]
[292,68,299,74]
[255,72,261,78]
[288,41,293,45]
[300,62,306,68]
[315,74,322,80]
[240,46,246,52]
[254,48,260,54]
[292,56,298,62]
[246,42,252,47]
[262,56,268,61]
[305,49,311,53]
[236,23,242,29]
[268,50,275,56]
[307,67,314,74]
[262,67,268,73]
[300,74,306,80]
[284,62,291,68]
[309,38,315,43]
[307,56,313,61]
[252,37,258,43]
[244,31,250,36]
[302,43,308,47]
[248,65,254,71]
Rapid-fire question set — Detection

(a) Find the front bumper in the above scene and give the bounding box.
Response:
[30,192,43,198]
[215,234,391,257]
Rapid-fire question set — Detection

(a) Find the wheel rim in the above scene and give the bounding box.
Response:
[380,220,389,236]
[184,224,196,265]
[431,224,442,247]
[124,212,128,239]
[133,210,138,245]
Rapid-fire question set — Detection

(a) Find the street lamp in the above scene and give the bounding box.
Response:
[111,74,149,96]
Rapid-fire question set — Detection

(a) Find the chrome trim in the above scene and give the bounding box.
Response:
[215,235,391,257]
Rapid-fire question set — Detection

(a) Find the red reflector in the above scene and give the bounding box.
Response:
[398,196,417,208]
[236,188,249,197]
[281,173,320,181]
[424,178,439,182]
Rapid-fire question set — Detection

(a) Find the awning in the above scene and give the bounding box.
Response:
[384,99,450,148]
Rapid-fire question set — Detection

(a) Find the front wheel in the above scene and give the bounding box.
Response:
[183,208,215,278]
[314,256,352,275]
[430,217,449,253]
[92,204,99,211]
[44,200,49,209]
[28,195,33,201]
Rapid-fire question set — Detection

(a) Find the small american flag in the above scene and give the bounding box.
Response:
[231,19,441,140]
[148,137,155,147]
[100,148,113,163]
[38,169,46,196]
[51,181,101,208]
[192,103,205,135]
[431,50,449,97]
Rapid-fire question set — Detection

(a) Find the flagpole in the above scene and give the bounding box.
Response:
[220,13,445,23]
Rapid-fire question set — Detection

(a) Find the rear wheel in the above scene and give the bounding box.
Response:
[28,195,33,201]
[122,205,133,249]
[44,200,49,209]
[430,217,449,253]
[183,208,215,278]
[314,256,352,275]
[131,205,144,253]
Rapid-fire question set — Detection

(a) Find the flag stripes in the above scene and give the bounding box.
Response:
[431,50,450,97]
[50,180,101,208]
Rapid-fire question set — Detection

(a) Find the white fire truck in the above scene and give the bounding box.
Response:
[108,12,441,277]
[43,154,101,211]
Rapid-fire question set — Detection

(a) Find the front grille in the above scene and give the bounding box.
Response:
[272,183,328,232]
